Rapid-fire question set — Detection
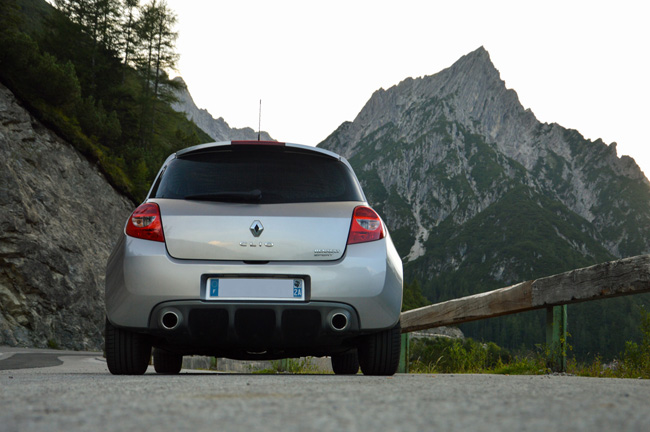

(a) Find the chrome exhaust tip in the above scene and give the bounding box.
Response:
[330,311,350,331]
[160,310,181,330]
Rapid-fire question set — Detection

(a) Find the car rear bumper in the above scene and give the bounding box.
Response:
[105,234,403,331]
[126,300,364,359]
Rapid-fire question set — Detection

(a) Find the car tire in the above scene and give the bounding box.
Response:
[153,348,183,374]
[105,318,152,375]
[358,321,401,376]
[331,350,359,375]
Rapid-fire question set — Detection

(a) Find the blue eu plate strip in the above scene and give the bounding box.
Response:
[210,279,219,297]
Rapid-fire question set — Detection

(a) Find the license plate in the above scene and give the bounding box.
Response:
[206,278,305,301]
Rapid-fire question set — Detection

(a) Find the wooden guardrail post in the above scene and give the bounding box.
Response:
[398,333,410,373]
[546,305,567,372]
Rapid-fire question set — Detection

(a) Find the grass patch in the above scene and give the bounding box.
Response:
[253,357,330,374]
[409,337,512,374]
[408,307,650,378]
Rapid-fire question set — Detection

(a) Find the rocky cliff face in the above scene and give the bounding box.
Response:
[0,83,133,350]
[171,77,273,142]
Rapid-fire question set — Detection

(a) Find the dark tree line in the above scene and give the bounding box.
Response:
[0,0,206,200]
[51,0,180,147]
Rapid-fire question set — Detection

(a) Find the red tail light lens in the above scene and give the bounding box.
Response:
[347,206,385,245]
[125,203,165,242]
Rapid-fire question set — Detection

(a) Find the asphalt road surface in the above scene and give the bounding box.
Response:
[1,347,648,432]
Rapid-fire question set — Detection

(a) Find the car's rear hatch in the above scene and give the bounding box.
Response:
[148,143,367,262]
[155,199,359,261]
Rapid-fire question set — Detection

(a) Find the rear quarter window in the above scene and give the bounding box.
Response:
[151,147,364,204]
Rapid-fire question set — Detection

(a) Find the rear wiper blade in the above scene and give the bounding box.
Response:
[184,189,262,203]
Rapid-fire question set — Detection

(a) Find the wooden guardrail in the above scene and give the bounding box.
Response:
[400,254,650,333]
[397,254,650,372]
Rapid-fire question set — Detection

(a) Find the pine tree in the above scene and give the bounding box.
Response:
[149,1,179,135]
[134,0,178,146]
[121,0,139,71]
[53,0,122,95]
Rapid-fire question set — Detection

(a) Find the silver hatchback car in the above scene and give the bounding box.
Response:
[105,141,403,375]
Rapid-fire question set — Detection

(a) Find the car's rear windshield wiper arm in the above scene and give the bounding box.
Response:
[184,189,262,203]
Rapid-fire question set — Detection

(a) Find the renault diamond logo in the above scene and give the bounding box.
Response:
[250,220,264,237]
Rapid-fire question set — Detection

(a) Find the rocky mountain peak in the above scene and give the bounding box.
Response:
[319,47,650,358]
[320,47,650,262]
[433,46,502,97]
[328,46,516,160]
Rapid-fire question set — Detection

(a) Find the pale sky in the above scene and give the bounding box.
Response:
[165,0,650,178]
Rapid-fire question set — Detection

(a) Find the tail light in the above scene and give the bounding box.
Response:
[125,203,165,242]
[347,206,385,245]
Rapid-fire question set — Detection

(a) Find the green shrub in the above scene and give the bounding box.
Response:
[409,337,511,373]
[620,307,650,378]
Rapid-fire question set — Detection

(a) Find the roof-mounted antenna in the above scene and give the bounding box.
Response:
[257,99,261,141]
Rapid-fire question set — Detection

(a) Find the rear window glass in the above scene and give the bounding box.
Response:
[151,147,364,204]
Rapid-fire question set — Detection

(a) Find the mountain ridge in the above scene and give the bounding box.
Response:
[329,47,646,184]
[321,46,649,261]
[171,77,273,142]
[319,47,650,358]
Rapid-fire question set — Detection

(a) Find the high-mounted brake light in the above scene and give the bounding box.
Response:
[347,206,385,245]
[230,140,285,146]
[125,203,165,242]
